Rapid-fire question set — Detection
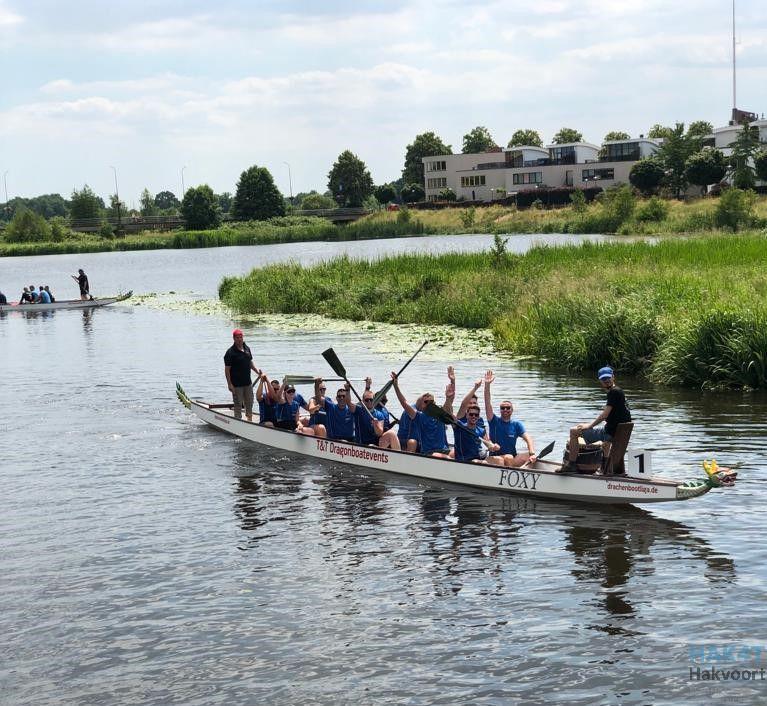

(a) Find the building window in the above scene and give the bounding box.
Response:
[427,177,447,189]
[460,175,487,187]
[582,168,615,182]
[426,160,447,172]
[604,142,640,162]
[549,146,576,165]
[512,172,543,185]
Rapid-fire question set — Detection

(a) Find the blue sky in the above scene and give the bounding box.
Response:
[0,0,765,205]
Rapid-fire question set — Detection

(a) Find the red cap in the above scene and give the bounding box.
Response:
[232,329,244,337]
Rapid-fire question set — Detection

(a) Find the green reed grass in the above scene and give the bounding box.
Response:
[221,232,767,389]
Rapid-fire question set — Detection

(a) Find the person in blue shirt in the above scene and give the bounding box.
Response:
[255,375,280,426]
[391,369,455,458]
[29,285,39,303]
[348,381,401,449]
[274,383,307,431]
[300,379,329,437]
[38,285,52,304]
[319,383,357,442]
[454,371,487,434]
[483,369,536,468]
[453,404,499,463]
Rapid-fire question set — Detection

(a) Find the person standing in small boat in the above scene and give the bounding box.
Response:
[71,269,90,300]
[564,366,631,473]
[224,329,261,421]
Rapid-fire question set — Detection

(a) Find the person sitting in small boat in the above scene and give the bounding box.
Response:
[38,285,51,304]
[300,379,328,438]
[391,368,455,458]
[349,382,400,450]
[318,382,356,443]
[453,404,500,463]
[563,366,632,474]
[483,369,536,468]
[255,375,280,426]
[0,290,7,304]
[29,285,38,303]
[375,394,395,433]
[44,285,55,302]
[19,287,31,304]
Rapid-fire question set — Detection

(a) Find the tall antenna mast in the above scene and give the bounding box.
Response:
[732,0,737,110]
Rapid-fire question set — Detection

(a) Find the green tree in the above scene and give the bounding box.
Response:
[300,191,337,209]
[217,192,233,214]
[154,190,179,210]
[107,194,127,219]
[140,188,158,217]
[728,126,761,190]
[629,158,665,195]
[714,187,756,231]
[656,122,702,198]
[181,184,220,229]
[232,165,285,220]
[402,131,452,185]
[687,120,714,138]
[4,194,68,220]
[327,150,374,207]
[462,126,497,153]
[374,183,397,204]
[648,124,674,139]
[507,129,543,148]
[552,127,583,144]
[438,187,457,201]
[3,207,51,242]
[684,149,727,192]
[755,150,767,182]
[401,183,425,203]
[69,185,104,220]
[603,131,631,142]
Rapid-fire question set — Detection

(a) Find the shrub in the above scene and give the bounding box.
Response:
[3,208,51,242]
[714,188,756,231]
[396,207,412,224]
[600,184,636,228]
[635,196,670,223]
[460,207,476,229]
[569,189,587,213]
[99,222,115,239]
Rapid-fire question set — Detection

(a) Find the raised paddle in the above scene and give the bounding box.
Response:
[521,441,555,469]
[321,347,375,419]
[371,340,428,408]
[284,375,365,386]
[423,401,496,451]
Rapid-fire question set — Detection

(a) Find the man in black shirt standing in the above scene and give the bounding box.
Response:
[224,329,261,421]
[563,366,631,473]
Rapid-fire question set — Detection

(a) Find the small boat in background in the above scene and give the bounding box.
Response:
[0,291,132,313]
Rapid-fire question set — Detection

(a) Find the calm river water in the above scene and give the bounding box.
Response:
[1,234,766,706]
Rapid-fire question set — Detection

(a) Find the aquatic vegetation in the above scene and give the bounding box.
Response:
[220,232,767,389]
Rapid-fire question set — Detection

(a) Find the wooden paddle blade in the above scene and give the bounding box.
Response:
[321,347,346,378]
[284,375,316,386]
[423,401,454,426]
[371,380,393,408]
[537,441,555,460]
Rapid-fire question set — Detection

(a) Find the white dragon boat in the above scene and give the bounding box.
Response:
[176,383,737,506]
[0,291,132,313]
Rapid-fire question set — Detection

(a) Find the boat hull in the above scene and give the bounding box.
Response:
[0,291,132,313]
[185,396,692,505]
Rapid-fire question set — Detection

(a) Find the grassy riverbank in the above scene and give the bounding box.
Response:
[3,195,767,257]
[220,232,767,389]
[0,216,432,257]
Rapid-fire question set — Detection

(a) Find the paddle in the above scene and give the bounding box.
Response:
[284,375,364,386]
[423,401,496,451]
[322,347,375,419]
[521,441,555,469]
[371,340,428,408]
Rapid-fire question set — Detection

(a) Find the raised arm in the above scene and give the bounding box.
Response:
[457,378,482,419]
[391,372,417,420]
[255,374,267,402]
[442,366,456,414]
[483,369,495,421]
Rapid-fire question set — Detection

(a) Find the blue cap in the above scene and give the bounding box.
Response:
[598,366,614,381]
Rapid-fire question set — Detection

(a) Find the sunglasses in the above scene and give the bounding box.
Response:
[319,387,327,391]
[337,394,346,398]
[500,406,512,411]
[467,412,480,417]
[286,389,296,394]
[363,397,374,403]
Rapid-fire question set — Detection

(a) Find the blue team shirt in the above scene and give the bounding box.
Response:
[376,405,392,432]
[453,422,484,462]
[276,393,306,423]
[39,289,52,303]
[414,411,449,454]
[354,406,387,445]
[259,396,277,424]
[489,416,526,455]
[324,398,356,440]
[459,414,486,433]
[397,412,418,444]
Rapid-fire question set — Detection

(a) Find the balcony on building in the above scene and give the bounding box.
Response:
[546,142,600,166]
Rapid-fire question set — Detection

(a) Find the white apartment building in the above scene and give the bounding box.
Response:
[423,138,661,202]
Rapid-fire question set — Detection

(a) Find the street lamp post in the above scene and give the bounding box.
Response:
[110,166,122,234]
[3,170,8,204]
[283,161,293,206]
[181,166,187,197]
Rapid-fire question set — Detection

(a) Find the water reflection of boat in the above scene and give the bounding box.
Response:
[177,384,736,506]
[0,291,132,313]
